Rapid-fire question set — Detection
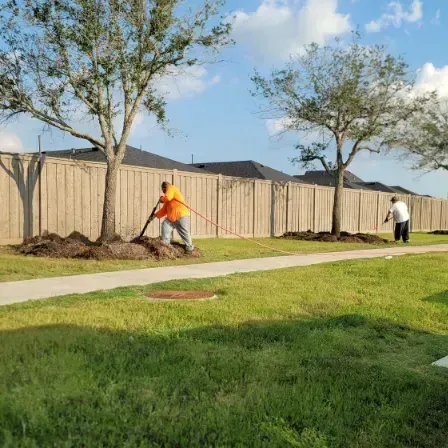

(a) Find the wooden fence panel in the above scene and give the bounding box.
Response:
[441,201,448,230]
[431,200,442,232]
[342,189,360,233]
[315,187,333,232]
[1,153,448,244]
[420,198,433,231]
[359,191,378,233]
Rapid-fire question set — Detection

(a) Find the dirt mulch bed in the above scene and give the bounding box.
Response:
[282,230,390,245]
[17,232,201,261]
[429,230,448,235]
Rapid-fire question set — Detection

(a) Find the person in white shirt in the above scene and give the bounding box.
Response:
[384,196,410,243]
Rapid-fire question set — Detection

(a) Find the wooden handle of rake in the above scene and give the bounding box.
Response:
[139,200,161,239]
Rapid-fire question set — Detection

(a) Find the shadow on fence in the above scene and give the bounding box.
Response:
[0,154,43,239]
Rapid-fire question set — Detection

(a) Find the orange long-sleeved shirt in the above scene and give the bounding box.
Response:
[156,184,190,223]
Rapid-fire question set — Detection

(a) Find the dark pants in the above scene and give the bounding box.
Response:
[394,220,409,242]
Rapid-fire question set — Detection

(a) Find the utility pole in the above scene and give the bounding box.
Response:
[191,154,194,164]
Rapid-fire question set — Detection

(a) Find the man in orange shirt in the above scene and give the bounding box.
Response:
[156,181,194,253]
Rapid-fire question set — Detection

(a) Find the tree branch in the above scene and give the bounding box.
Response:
[357,146,381,153]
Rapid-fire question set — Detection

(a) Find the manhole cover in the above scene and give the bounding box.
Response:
[144,290,217,301]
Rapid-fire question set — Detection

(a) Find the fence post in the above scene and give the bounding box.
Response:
[440,200,443,231]
[419,197,423,232]
[358,190,363,233]
[217,174,223,237]
[430,199,434,231]
[172,169,178,185]
[313,185,317,232]
[376,191,381,233]
[253,180,257,237]
[285,182,291,234]
[270,182,276,237]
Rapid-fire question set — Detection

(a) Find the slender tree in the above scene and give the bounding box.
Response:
[252,33,429,236]
[0,0,231,240]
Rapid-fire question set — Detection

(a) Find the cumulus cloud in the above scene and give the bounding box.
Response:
[265,118,295,136]
[156,66,220,101]
[0,132,23,152]
[118,66,220,136]
[413,63,448,98]
[230,0,351,62]
[365,0,422,33]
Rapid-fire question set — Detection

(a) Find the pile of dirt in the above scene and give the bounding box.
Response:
[18,232,201,261]
[429,230,448,235]
[282,230,390,245]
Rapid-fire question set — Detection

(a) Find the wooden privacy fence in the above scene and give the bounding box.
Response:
[1,153,447,245]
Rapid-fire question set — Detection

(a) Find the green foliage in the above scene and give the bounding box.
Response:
[395,99,448,172]
[252,32,430,173]
[0,0,232,152]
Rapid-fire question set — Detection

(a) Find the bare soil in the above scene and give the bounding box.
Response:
[429,230,448,235]
[282,230,390,245]
[17,232,201,261]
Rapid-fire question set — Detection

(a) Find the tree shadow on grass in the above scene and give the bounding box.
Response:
[423,290,448,306]
[0,315,447,448]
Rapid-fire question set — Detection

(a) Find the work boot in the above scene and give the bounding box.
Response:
[185,247,194,255]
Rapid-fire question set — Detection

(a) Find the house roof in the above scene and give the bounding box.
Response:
[42,146,206,174]
[294,170,370,189]
[354,182,397,193]
[191,160,304,183]
[389,185,417,196]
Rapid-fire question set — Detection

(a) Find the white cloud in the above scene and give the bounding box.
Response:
[265,118,295,136]
[230,0,351,62]
[265,118,333,148]
[365,0,422,33]
[432,9,441,25]
[0,132,23,152]
[118,67,220,136]
[413,63,448,98]
[156,66,220,101]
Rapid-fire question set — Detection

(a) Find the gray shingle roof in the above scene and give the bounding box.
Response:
[42,146,206,174]
[354,182,396,193]
[294,170,369,189]
[389,185,417,195]
[191,161,304,183]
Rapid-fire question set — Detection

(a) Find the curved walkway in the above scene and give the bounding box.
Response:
[1,244,447,306]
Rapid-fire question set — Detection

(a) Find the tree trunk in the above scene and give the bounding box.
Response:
[100,159,119,241]
[331,168,345,237]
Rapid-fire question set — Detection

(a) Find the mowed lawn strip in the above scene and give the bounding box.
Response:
[1,254,447,447]
[1,232,448,282]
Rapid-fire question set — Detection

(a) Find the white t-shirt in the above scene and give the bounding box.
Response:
[389,201,410,223]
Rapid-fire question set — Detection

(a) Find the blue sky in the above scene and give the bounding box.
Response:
[1,0,447,198]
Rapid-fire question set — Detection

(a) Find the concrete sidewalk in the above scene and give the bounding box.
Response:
[1,244,447,306]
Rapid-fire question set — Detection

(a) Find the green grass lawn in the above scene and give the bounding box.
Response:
[1,254,447,447]
[1,232,448,282]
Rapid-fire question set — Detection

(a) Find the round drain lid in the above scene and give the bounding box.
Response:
[144,290,217,301]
